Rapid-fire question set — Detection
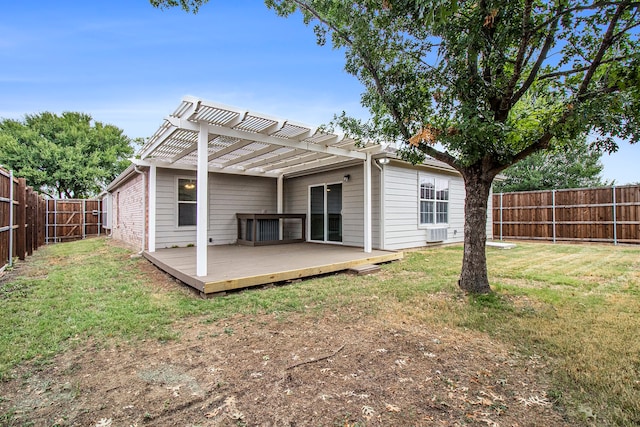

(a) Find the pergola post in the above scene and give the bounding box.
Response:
[148,164,157,252]
[364,153,372,253]
[277,174,284,240]
[196,123,209,276]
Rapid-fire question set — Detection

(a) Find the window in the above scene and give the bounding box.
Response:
[419,176,449,225]
[177,178,197,227]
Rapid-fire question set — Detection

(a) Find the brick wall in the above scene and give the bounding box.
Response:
[111,171,146,249]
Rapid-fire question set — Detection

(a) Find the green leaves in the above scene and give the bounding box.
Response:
[494,139,608,192]
[0,112,134,198]
[148,0,208,13]
[260,1,639,177]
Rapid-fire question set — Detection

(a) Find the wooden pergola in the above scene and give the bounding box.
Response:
[134,96,387,277]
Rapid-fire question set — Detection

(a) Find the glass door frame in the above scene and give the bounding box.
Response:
[307,182,343,244]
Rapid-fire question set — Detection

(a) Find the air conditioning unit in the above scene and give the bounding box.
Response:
[426,227,448,243]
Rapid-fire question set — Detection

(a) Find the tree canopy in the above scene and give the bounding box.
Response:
[151,0,639,293]
[494,139,608,192]
[0,112,134,198]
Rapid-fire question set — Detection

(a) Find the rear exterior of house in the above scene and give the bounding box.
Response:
[105,158,492,252]
[103,96,494,289]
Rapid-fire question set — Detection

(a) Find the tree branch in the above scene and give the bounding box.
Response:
[538,55,635,80]
[492,3,629,176]
[531,1,639,34]
[290,1,459,167]
[501,0,534,111]
[285,344,345,370]
[511,17,560,105]
[575,2,627,100]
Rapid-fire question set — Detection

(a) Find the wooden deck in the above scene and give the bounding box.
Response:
[143,243,403,295]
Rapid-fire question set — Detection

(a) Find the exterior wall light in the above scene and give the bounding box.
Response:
[343,174,350,182]
[377,158,391,165]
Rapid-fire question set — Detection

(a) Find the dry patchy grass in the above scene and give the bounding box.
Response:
[0,239,638,426]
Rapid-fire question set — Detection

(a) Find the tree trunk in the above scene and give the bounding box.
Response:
[459,171,493,294]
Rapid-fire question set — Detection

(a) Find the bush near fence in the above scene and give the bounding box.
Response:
[493,185,640,244]
[1,166,103,272]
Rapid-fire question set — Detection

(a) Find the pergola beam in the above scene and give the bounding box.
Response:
[220,144,281,168]
[132,158,281,178]
[166,117,367,160]
[207,139,253,162]
[278,155,345,176]
[241,148,301,169]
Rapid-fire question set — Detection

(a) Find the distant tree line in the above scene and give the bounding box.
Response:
[0,112,135,198]
[494,138,610,193]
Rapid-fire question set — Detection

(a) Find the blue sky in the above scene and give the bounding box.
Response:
[1,0,637,184]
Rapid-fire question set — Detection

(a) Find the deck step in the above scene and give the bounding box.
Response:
[348,264,381,275]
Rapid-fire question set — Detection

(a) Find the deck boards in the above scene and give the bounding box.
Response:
[143,243,403,294]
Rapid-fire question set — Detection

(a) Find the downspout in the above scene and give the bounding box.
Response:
[134,165,146,254]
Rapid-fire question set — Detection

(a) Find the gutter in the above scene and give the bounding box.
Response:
[106,163,137,192]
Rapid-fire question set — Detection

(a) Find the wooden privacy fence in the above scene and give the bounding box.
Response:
[46,199,102,243]
[1,167,46,272]
[493,185,640,244]
[1,166,104,272]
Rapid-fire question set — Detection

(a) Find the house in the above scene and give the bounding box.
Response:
[104,96,492,295]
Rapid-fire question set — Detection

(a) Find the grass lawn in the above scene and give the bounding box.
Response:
[0,238,638,425]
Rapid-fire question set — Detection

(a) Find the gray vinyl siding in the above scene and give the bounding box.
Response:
[284,165,367,247]
[209,173,277,244]
[156,168,194,248]
[382,164,466,250]
[155,168,276,248]
[371,164,381,249]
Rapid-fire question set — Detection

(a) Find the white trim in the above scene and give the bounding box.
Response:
[379,162,386,250]
[161,116,370,160]
[277,175,284,239]
[165,118,367,161]
[132,158,281,179]
[196,124,209,277]
[148,165,157,252]
[363,153,372,253]
[307,181,344,244]
[175,175,198,229]
[134,97,392,183]
[418,173,450,227]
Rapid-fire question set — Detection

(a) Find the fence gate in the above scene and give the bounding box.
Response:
[46,199,102,243]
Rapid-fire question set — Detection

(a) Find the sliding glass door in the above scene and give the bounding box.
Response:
[309,183,342,243]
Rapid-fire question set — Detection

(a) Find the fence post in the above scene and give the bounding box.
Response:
[499,192,503,241]
[16,178,26,260]
[8,170,14,267]
[82,199,86,239]
[612,185,618,246]
[26,188,33,256]
[33,191,39,251]
[54,199,58,242]
[552,190,556,244]
[45,199,49,244]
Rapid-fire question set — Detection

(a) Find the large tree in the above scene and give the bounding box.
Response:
[494,139,608,192]
[152,0,639,293]
[0,112,134,198]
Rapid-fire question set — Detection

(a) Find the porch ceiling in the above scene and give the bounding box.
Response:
[138,96,386,177]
